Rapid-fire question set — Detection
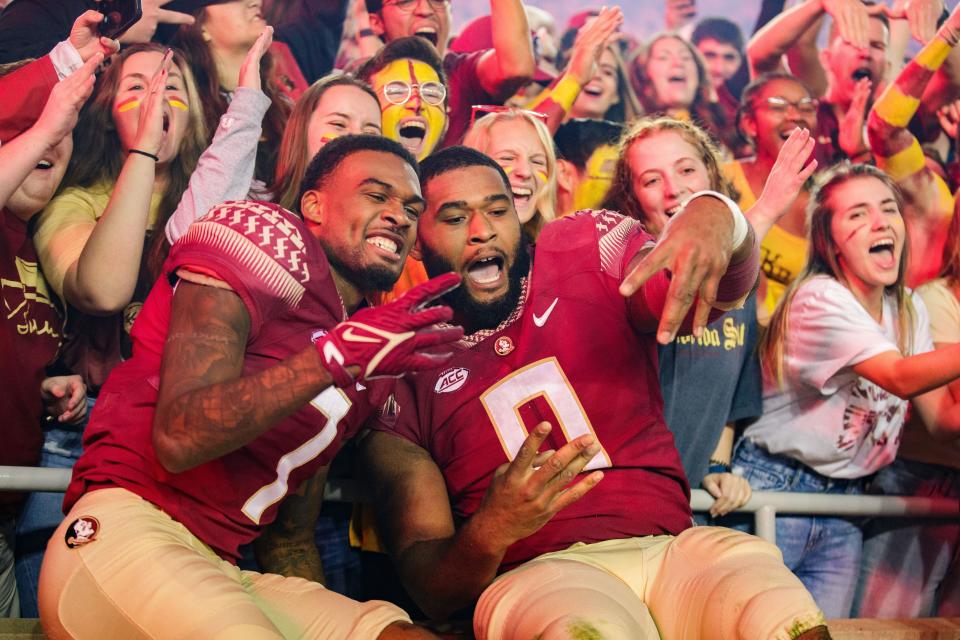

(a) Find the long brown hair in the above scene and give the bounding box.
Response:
[761,163,916,384]
[59,43,207,277]
[632,34,738,153]
[271,74,379,211]
[601,116,737,219]
[172,8,290,184]
[558,43,642,124]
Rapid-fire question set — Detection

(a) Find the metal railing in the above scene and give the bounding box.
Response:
[2,466,958,544]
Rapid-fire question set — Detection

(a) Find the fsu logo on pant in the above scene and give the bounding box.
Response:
[65,516,100,548]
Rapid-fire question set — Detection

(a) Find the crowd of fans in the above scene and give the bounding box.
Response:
[0,0,958,634]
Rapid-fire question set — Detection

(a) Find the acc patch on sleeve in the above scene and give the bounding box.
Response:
[65,516,100,549]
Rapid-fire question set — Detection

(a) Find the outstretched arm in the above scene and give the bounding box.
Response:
[475,0,535,99]
[852,343,960,403]
[622,193,760,344]
[364,423,602,620]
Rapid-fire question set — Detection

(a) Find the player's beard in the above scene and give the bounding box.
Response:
[421,233,532,334]
[319,239,399,293]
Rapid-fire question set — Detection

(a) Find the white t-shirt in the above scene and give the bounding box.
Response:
[743,276,933,478]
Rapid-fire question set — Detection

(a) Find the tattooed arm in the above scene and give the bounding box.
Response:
[255,466,327,582]
[152,280,344,474]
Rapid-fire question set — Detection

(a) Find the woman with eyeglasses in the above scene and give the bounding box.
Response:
[463,108,558,239]
[724,72,821,321]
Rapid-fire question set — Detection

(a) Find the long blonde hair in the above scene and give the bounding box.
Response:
[761,163,915,385]
[463,109,558,237]
[601,116,737,218]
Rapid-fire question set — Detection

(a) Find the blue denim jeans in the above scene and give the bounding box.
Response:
[14,399,91,617]
[852,458,960,618]
[731,439,866,619]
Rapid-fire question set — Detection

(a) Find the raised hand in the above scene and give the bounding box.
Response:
[33,52,102,149]
[41,375,88,425]
[315,273,464,387]
[749,128,818,238]
[882,0,943,44]
[118,0,196,44]
[132,49,173,157]
[567,6,623,86]
[474,422,603,549]
[839,76,872,159]
[702,471,752,518]
[937,98,960,140]
[822,0,873,49]
[69,10,120,61]
[238,26,274,91]
[620,195,737,343]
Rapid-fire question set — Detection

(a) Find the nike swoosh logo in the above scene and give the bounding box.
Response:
[532,298,558,328]
[342,327,382,343]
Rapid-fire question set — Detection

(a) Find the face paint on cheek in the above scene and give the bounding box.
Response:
[116,97,140,113]
[502,165,515,175]
[535,170,548,184]
[167,96,188,111]
[844,222,868,243]
[320,133,340,146]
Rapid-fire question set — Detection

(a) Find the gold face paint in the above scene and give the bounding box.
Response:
[167,97,188,111]
[116,97,140,113]
[370,59,447,161]
[573,144,618,211]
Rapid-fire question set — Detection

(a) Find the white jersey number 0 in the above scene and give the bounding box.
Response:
[480,357,610,469]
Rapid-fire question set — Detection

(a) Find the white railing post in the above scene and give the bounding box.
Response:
[754,504,777,543]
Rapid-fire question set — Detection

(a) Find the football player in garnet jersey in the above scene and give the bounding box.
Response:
[37,136,460,640]
[361,146,831,639]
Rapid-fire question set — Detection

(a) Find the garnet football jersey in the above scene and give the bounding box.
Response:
[377,210,694,570]
[66,201,379,562]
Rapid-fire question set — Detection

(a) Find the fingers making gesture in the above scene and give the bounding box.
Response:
[475,422,603,551]
[620,197,738,343]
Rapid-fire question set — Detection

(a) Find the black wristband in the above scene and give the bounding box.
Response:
[129,149,159,162]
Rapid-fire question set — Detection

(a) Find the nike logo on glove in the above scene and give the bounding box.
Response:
[532,298,559,327]
[342,326,383,344]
